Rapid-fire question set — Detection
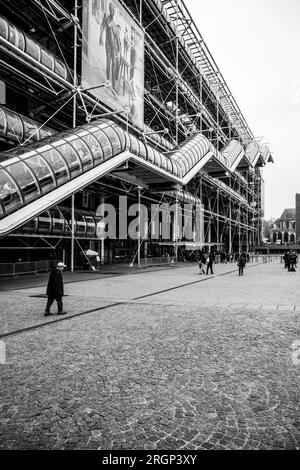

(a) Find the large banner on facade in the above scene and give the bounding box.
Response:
[82,0,144,129]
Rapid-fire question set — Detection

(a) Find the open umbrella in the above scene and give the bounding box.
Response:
[84,249,98,257]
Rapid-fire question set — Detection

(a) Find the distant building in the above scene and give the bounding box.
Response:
[270,209,296,244]
[296,194,300,243]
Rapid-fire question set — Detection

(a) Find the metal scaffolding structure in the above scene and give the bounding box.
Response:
[0,0,273,267]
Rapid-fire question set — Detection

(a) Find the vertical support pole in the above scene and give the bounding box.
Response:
[199,66,203,134]
[229,176,232,253]
[71,195,75,272]
[71,0,78,273]
[217,189,219,250]
[137,186,141,268]
[139,0,143,25]
[175,0,179,146]
[246,208,249,253]
[175,196,179,262]
[100,196,105,264]
[238,203,241,254]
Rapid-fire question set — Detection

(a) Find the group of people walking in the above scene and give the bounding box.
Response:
[198,251,215,275]
[197,250,250,276]
[283,250,298,272]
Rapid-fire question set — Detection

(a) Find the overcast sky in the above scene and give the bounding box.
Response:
[186,0,300,219]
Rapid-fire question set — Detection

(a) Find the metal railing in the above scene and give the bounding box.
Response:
[0,260,57,278]
[250,255,281,263]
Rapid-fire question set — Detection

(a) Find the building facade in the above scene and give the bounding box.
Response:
[296,194,300,244]
[270,209,296,245]
[0,0,273,271]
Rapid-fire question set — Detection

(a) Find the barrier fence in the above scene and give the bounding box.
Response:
[0,260,57,278]
[0,254,281,278]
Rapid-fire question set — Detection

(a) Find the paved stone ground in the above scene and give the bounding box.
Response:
[0,259,299,449]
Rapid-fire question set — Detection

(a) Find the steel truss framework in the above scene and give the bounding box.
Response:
[0,0,272,267]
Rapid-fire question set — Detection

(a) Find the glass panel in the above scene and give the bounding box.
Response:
[41,148,69,185]
[102,125,122,155]
[25,154,55,194]
[39,128,53,139]
[6,161,39,202]
[146,146,155,164]
[37,211,51,233]
[138,140,147,160]
[0,169,22,215]
[81,133,103,165]
[57,130,76,140]
[70,137,93,170]
[0,108,6,135]
[56,143,82,177]
[112,125,126,150]
[21,218,37,233]
[50,208,65,235]
[160,155,168,171]
[76,213,86,235]
[17,31,25,51]
[92,129,113,160]
[54,59,67,79]
[8,25,17,46]
[85,215,96,237]
[0,151,16,163]
[166,159,172,173]
[5,110,23,141]
[25,37,40,61]
[128,135,139,156]
[58,208,71,235]
[0,17,8,39]
[152,149,162,168]
[23,119,39,142]
[40,49,54,71]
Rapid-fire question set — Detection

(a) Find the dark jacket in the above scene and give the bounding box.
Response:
[238,256,246,268]
[207,252,214,265]
[46,268,64,297]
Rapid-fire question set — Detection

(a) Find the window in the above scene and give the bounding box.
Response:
[6,161,39,202]
[5,110,23,141]
[70,138,93,170]
[0,169,22,215]
[25,154,55,194]
[92,129,113,160]
[40,148,69,185]
[55,143,82,177]
[81,133,103,165]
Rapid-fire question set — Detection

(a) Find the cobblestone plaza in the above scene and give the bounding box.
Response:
[0,260,299,450]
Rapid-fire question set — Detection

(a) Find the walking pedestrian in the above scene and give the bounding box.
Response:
[206,250,214,275]
[283,250,290,269]
[237,254,246,276]
[44,262,67,316]
[289,251,297,272]
[198,252,207,274]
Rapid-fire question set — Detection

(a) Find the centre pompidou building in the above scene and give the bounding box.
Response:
[0,0,273,271]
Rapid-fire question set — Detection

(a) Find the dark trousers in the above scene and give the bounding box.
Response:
[206,263,213,275]
[45,295,63,313]
[239,266,244,276]
[290,263,296,272]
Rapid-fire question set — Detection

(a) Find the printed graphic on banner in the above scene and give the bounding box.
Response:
[82,0,144,129]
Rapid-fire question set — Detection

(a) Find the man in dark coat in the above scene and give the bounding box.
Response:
[206,250,215,275]
[238,254,246,276]
[44,262,67,316]
[289,251,298,272]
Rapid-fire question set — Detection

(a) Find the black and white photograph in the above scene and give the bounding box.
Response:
[0,0,299,460]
